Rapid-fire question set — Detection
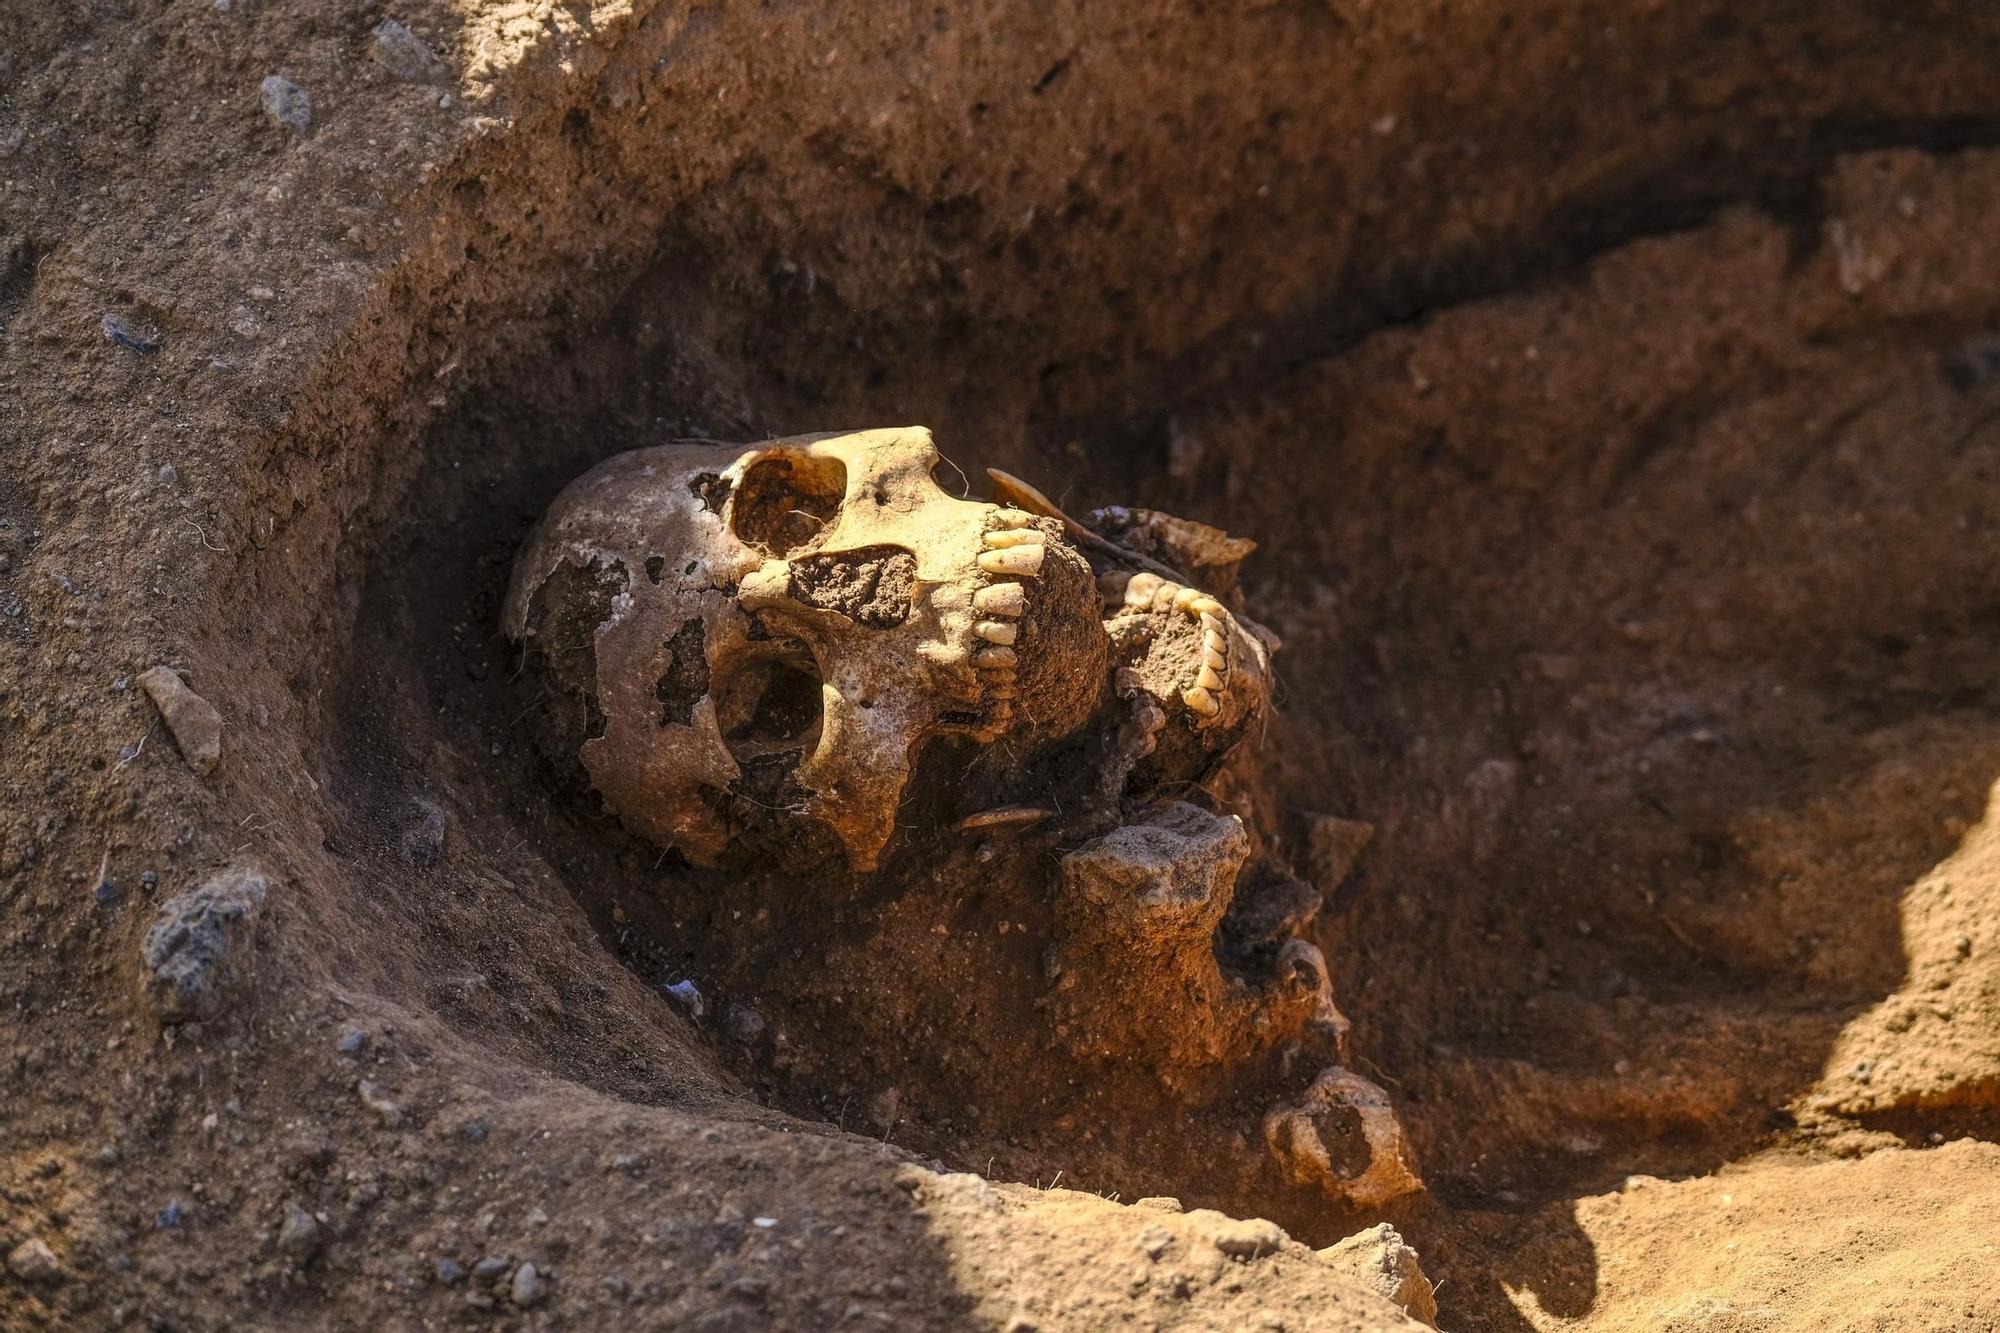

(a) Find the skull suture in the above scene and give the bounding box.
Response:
[503,427,1109,870]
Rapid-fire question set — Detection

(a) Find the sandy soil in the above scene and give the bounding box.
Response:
[6,2,2000,1330]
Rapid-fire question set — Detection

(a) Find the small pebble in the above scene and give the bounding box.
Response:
[356,1079,403,1127]
[158,463,178,485]
[401,798,446,868]
[510,1262,547,1308]
[722,1002,766,1043]
[259,75,313,134]
[372,20,446,83]
[1211,1217,1286,1260]
[95,878,125,906]
[471,1256,511,1282]
[157,1200,185,1229]
[277,1202,324,1260]
[435,1257,467,1285]
[6,1238,61,1284]
[102,312,161,355]
[336,1025,366,1055]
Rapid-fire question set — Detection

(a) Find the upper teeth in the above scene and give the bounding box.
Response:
[967,514,1048,739]
[1101,571,1236,723]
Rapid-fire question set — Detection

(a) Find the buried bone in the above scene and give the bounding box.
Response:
[505,427,1409,1212]
[506,427,1279,867]
[504,427,1105,871]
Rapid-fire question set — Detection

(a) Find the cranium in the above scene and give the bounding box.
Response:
[503,427,1106,870]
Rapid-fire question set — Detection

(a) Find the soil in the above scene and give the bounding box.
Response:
[6,2,2000,1330]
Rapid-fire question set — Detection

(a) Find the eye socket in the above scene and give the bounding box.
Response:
[731,453,847,556]
[714,650,825,765]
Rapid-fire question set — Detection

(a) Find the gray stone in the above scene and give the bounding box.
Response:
[721,1001,766,1043]
[139,865,269,1023]
[371,21,445,83]
[277,1201,324,1261]
[259,75,312,134]
[509,1262,547,1308]
[401,798,446,867]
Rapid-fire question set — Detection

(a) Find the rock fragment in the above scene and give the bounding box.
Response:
[7,1237,61,1284]
[509,1262,547,1307]
[259,75,312,133]
[136,665,222,776]
[1319,1224,1438,1328]
[277,1201,325,1261]
[101,312,162,355]
[139,865,269,1023]
[371,20,446,83]
[401,797,446,867]
[721,1001,766,1043]
[1207,1215,1286,1260]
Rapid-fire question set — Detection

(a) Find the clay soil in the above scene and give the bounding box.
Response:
[8,3,2000,1330]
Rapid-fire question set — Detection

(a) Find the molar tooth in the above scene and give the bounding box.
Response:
[985,682,1018,699]
[1191,596,1225,617]
[1199,611,1226,635]
[975,620,1019,645]
[1201,644,1229,671]
[978,545,1045,577]
[1195,664,1224,692]
[972,645,1019,668]
[1150,582,1183,612]
[982,529,1045,549]
[975,583,1028,616]
[1173,587,1203,612]
[1124,573,1164,607]
[992,508,1038,528]
[1182,685,1220,717]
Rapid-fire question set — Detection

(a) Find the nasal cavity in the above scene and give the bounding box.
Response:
[731,453,847,556]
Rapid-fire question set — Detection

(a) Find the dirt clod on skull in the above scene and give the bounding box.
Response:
[787,546,916,627]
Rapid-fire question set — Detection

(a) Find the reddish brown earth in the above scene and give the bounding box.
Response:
[7,3,2000,1330]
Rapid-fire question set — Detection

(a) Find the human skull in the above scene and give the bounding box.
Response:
[503,427,1106,871]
